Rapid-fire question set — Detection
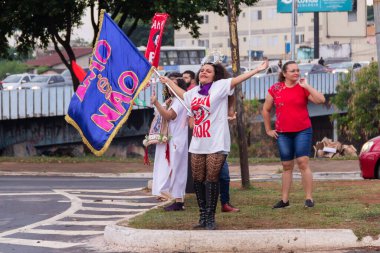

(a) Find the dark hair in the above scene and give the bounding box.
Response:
[195,63,230,84]
[163,72,187,99]
[182,70,195,80]
[278,60,297,82]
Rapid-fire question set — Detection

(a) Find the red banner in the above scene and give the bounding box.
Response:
[145,13,169,67]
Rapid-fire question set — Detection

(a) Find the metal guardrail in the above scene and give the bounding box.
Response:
[0,73,344,120]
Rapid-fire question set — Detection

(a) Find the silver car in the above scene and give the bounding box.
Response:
[21,74,66,89]
[1,73,37,90]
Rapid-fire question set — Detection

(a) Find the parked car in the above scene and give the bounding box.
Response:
[21,74,67,89]
[298,63,331,77]
[254,65,281,78]
[0,73,37,90]
[328,61,364,74]
[359,136,380,179]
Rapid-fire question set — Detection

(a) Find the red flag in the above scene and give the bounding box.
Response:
[71,60,87,82]
[145,13,169,67]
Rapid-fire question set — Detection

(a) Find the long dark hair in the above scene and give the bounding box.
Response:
[195,63,230,84]
[278,60,297,82]
[164,72,187,100]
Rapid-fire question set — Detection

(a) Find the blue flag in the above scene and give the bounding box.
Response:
[65,11,154,156]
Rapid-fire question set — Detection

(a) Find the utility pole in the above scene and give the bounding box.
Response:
[313,12,319,59]
[291,0,298,60]
[374,0,380,79]
[226,0,250,189]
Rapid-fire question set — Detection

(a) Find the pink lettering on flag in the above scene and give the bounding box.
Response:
[94,40,112,64]
[91,104,121,132]
[108,91,133,114]
[76,60,105,101]
[118,71,138,95]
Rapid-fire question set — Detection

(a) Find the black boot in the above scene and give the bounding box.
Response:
[193,181,206,229]
[205,181,219,230]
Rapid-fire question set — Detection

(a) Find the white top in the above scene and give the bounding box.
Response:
[183,78,234,154]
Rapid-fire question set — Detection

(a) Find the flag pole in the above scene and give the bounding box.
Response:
[153,68,192,114]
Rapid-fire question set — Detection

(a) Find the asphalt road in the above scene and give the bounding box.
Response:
[0,176,154,253]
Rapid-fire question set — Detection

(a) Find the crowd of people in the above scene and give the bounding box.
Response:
[149,59,326,230]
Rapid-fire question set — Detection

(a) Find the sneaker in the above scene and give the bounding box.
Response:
[221,202,240,212]
[164,202,184,211]
[272,200,290,209]
[304,199,314,208]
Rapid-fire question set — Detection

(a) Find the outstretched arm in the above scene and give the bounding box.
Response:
[230,60,269,89]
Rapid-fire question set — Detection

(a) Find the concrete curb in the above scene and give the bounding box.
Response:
[0,171,362,181]
[104,225,380,253]
[0,171,153,178]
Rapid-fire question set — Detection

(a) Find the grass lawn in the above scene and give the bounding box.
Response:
[127,180,380,239]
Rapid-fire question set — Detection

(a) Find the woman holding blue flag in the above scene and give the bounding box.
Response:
[159,59,268,230]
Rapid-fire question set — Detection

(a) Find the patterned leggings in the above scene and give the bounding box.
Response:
[191,153,227,182]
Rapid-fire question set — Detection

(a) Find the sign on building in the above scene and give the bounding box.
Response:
[277,0,353,13]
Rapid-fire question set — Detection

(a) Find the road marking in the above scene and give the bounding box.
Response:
[73,194,153,199]
[53,220,116,226]
[0,189,82,238]
[0,238,82,249]
[69,213,131,219]
[24,229,103,236]
[65,187,144,193]
[82,199,156,206]
[0,192,58,196]
[81,206,148,212]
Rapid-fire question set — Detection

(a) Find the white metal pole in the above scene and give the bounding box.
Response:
[153,68,192,114]
[374,0,380,79]
[248,6,252,70]
[291,0,298,61]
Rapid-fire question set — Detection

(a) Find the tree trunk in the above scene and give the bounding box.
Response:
[226,0,250,188]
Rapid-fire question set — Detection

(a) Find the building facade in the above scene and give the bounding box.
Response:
[174,0,373,62]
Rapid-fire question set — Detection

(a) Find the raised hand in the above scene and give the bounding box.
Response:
[150,95,157,105]
[299,78,309,88]
[256,59,269,72]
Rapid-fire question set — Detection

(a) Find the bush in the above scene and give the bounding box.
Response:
[332,62,380,142]
[0,60,30,79]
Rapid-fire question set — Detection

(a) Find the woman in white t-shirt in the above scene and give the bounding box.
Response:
[159,60,268,230]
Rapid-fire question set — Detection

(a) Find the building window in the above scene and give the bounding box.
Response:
[284,35,288,41]
[258,10,262,20]
[202,15,209,24]
[227,38,231,48]
[348,0,357,22]
[251,10,262,21]
[295,34,305,44]
[214,26,218,30]
[243,37,246,42]
[242,12,245,18]
[198,40,209,47]
[191,40,195,45]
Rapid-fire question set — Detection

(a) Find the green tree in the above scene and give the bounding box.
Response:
[1,0,87,90]
[0,61,30,79]
[332,63,380,142]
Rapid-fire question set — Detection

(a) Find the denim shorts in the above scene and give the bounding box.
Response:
[277,127,313,161]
